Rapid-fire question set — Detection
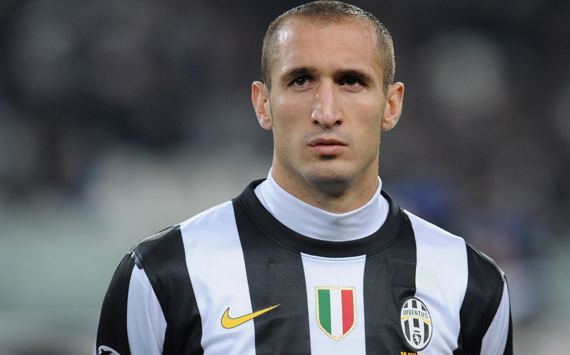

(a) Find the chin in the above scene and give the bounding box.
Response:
[304,166,353,196]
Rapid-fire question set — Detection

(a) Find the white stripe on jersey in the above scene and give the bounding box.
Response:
[406,211,468,353]
[127,266,166,355]
[181,201,256,355]
[301,253,366,355]
[329,288,343,338]
[481,282,510,354]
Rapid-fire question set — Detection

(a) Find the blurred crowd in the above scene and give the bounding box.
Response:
[0,0,569,353]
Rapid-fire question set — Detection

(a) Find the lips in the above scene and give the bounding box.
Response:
[308,137,348,147]
[308,137,348,155]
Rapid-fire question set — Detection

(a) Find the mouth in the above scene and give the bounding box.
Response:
[308,137,348,155]
[308,137,347,147]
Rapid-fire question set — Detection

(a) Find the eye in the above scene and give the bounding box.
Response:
[290,75,311,87]
[340,75,364,87]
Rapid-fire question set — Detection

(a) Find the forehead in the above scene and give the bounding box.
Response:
[271,18,383,79]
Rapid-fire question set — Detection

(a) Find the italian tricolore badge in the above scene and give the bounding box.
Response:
[316,287,356,340]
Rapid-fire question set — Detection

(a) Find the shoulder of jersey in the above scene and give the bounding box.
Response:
[465,242,508,284]
[128,224,180,268]
[403,209,464,243]
[129,200,233,269]
[405,209,506,284]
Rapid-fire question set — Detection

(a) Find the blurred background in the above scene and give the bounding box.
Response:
[0,0,568,353]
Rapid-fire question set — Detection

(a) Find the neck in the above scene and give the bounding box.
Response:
[270,164,379,214]
[254,170,389,241]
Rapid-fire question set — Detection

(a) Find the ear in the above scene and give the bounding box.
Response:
[251,81,272,130]
[381,82,405,132]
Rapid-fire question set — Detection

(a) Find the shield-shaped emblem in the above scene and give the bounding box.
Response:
[400,297,433,350]
[316,287,356,340]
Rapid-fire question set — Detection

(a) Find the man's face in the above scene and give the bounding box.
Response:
[253,18,403,197]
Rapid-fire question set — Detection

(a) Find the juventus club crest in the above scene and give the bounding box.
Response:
[400,297,433,350]
[316,287,356,340]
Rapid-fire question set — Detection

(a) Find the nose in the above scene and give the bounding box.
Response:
[311,80,342,128]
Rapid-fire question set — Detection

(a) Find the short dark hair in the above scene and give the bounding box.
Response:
[261,1,395,92]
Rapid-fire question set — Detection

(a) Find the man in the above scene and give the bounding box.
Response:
[95,1,512,354]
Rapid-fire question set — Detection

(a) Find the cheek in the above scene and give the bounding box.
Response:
[360,129,381,154]
[354,111,383,153]
[271,104,308,142]
[271,115,301,158]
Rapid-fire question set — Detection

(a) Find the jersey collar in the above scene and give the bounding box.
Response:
[253,171,388,242]
[234,180,404,258]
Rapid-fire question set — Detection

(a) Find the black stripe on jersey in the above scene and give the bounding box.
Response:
[453,244,508,355]
[364,210,417,353]
[133,225,204,355]
[233,197,311,355]
[96,253,135,355]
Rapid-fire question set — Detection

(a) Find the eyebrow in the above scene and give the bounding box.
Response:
[280,66,318,86]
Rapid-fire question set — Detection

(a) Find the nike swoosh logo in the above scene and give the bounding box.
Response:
[221,304,280,329]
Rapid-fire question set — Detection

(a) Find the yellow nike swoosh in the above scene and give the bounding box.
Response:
[221,304,280,329]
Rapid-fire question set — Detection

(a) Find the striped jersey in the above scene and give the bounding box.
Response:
[95,180,513,355]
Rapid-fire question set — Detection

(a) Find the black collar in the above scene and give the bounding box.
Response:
[233,179,405,258]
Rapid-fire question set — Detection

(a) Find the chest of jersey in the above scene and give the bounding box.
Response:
[185,242,456,355]
[97,183,510,355]
[173,192,464,354]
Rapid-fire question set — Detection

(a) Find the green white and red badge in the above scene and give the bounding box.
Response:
[316,287,356,340]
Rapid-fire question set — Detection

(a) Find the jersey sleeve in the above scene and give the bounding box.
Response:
[95,252,166,355]
[480,280,513,355]
[455,244,513,355]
